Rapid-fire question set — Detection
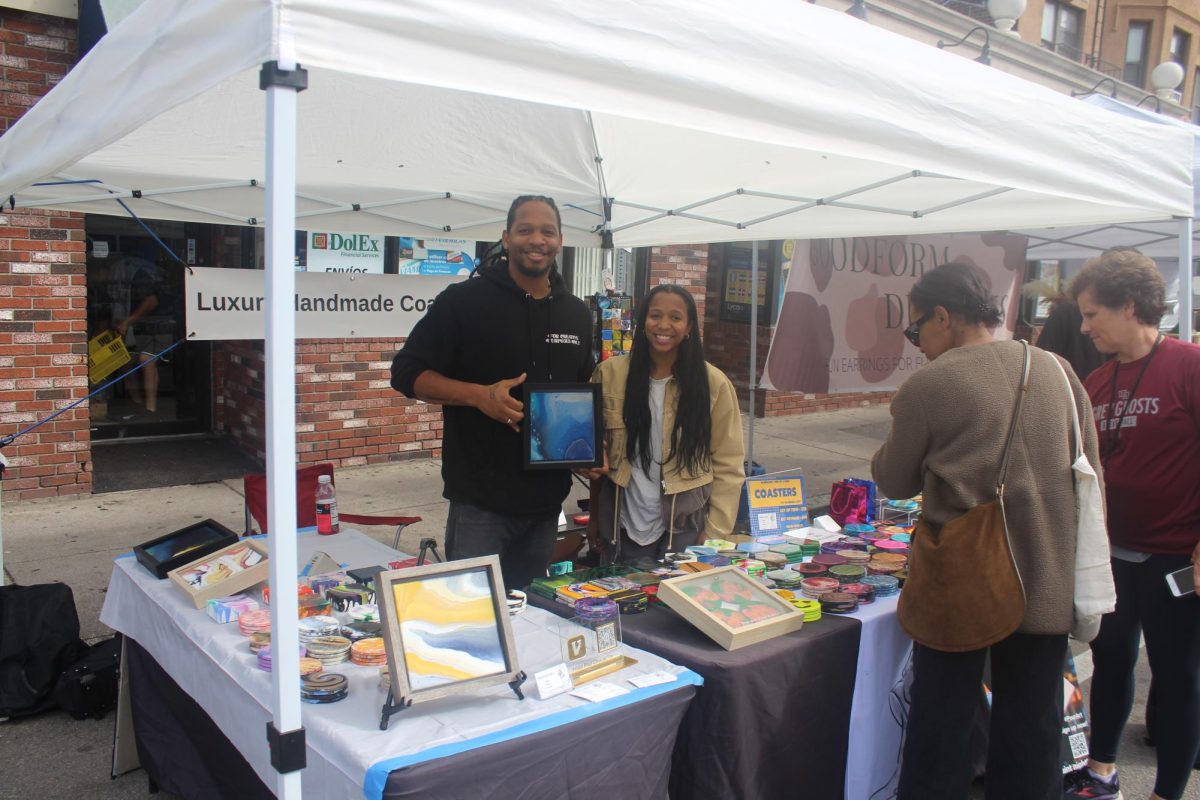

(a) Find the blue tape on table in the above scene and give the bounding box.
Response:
[361,668,705,800]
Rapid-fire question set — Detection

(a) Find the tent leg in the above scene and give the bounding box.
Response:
[1179,217,1194,343]
[748,242,758,470]
[262,57,307,800]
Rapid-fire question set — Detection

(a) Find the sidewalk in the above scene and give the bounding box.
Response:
[0,403,1175,800]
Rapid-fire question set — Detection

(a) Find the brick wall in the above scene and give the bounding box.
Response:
[701,242,893,418]
[0,10,87,499]
[647,245,708,325]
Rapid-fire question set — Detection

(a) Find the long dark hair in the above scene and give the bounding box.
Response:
[624,285,712,476]
[475,195,563,274]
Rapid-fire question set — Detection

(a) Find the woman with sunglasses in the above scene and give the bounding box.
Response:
[1063,249,1200,800]
[872,262,1102,800]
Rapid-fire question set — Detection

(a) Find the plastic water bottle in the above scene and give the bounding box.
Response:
[315,475,339,535]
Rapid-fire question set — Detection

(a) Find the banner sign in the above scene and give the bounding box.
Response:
[745,476,809,536]
[184,267,464,340]
[761,234,1027,394]
[303,231,387,274]
[397,237,477,275]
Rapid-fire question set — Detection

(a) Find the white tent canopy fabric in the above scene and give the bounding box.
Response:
[0,0,1192,247]
[0,1,1194,796]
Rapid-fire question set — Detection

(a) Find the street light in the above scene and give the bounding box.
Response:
[938,27,993,66]
[986,0,1027,35]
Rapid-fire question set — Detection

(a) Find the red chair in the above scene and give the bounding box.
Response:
[242,462,421,550]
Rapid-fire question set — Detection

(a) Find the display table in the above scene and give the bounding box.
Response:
[530,588,913,800]
[100,530,701,800]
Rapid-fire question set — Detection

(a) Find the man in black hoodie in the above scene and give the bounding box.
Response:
[391,196,594,591]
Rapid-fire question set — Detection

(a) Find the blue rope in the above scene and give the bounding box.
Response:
[114,198,189,270]
[0,336,188,448]
[31,179,103,187]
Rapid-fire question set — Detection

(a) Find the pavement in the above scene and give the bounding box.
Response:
[0,403,1190,800]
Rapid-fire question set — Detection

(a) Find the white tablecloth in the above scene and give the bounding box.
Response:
[100,530,701,800]
[845,595,913,800]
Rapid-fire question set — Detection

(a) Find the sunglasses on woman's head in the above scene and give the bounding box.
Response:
[904,313,932,347]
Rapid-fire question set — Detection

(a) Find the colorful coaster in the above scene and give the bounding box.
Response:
[350,637,387,667]
[238,609,272,637]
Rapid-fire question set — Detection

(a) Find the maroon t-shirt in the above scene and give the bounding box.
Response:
[1084,335,1200,554]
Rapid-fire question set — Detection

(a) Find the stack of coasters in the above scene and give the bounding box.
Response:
[350,637,387,667]
[686,545,718,558]
[610,588,649,614]
[758,551,787,570]
[792,562,828,578]
[301,672,349,704]
[257,644,307,672]
[735,541,768,555]
[829,564,867,584]
[813,553,849,568]
[592,576,640,592]
[347,604,380,623]
[768,543,804,564]
[800,576,840,599]
[754,534,789,546]
[767,569,803,591]
[873,539,909,555]
[819,591,859,614]
[734,559,766,579]
[798,540,821,558]
[238,609,272,637]
[703,538,736,551]
[890,533,912,544]
[836,549,871,566]
[306,635,352,666]
[298,615,342,644]
[341,622,382,641]
[842,523,875,537]
[867,559,902,576]
[665,552,698,566]
[838,536,869,551]
[728,534,754,545]
[893,570,908,588]
[248,632,271,654]
[677,561,714,574]
[792,597,822,622]
[863,574,901,597]
[206,593,261,624]
[842,582,876,604]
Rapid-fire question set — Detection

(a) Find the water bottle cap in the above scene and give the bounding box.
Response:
[318,475,332,484]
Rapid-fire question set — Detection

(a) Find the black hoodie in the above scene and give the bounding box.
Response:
[391,259,594,516]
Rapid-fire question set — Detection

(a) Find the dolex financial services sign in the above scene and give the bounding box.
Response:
[184,267,464,340]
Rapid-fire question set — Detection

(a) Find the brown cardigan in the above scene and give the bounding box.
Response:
[871,340,1103,636]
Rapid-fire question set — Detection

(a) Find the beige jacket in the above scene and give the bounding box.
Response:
[592,356,745,546]
[871,340,1103,636]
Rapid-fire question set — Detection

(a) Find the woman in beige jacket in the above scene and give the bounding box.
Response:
[872,262,1102,800]
[586,285,744,563]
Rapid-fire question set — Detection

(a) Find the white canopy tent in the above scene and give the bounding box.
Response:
[1015,95,1200,339]
[0,1,1192,796]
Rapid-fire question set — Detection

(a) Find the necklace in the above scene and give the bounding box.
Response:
[1101,334,1163,463]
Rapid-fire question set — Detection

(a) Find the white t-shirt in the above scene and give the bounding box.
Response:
[620,376,669,545]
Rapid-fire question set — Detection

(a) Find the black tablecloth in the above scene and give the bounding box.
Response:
[529,591,862,800]
[126,637,695,800]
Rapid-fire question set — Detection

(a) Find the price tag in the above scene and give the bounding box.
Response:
[628,671,678,689]
[570,682,629,702]
[533,663,573,700]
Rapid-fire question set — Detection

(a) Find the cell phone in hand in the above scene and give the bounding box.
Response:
[1165,565,1196,598]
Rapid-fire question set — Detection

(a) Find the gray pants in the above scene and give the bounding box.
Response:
[444,501,559,592]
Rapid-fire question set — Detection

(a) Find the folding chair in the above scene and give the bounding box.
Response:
[242,462,421,550]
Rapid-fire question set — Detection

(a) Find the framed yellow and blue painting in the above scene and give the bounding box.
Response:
[376,555,522,706]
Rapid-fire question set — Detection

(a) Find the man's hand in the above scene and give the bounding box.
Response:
[478,372,527,432]
[115,319,129,338]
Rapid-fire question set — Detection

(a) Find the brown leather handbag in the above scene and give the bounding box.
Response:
[897,341,1030,653]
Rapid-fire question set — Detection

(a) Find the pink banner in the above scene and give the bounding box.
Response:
[761,233,1027,394]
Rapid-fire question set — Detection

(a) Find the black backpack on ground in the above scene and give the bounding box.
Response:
[54,635,121,720]
[0,582,85,720]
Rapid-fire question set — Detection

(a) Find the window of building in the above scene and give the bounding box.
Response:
[1125,22,1152,87]
[1041,0,1084,59]
[1172,28,1191,73]
[1193,68,1200,123]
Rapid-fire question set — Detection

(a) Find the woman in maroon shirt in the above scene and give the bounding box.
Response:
[1064,249,1200,800]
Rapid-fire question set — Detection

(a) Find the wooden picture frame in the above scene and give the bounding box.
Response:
[376,555,523,706]
[168,539,270,609]
[657,566,804,650]
[133,518,239,579]
[521,382,602,470]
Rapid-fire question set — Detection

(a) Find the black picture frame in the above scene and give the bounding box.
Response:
[521,382,603,470]
[133,518,240,579]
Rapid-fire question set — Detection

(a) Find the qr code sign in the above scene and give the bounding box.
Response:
[1068,732,1089,760]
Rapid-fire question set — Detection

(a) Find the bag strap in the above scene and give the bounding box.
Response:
[1046,353,1084,462]
[996,340,1032,494]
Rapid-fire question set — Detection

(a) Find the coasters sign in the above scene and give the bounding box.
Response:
[745,476,808,536]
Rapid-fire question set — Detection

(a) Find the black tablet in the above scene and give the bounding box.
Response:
[133,518,240,579]
[521,382,603,470]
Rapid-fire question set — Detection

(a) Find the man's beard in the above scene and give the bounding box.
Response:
[512,256,553,279]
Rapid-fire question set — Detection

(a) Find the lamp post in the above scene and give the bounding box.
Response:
[1151,61,1185,103]
[986,0,1027,35]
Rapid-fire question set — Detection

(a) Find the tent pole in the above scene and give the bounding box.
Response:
[262,57,306,800]
[1179,217,1194,343]
[748,242,758,470]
